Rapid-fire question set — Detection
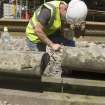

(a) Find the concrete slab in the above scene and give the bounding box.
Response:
[0,88,105,105]
[63,77,105,88]
[42,76,105,88]
[41,76,62,84]
[0,51,43,77]
[42,76,105,96]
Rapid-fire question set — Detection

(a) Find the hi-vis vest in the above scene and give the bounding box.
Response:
[26,1,61,43]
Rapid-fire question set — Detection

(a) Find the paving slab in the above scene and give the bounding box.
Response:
[0,88,105,105]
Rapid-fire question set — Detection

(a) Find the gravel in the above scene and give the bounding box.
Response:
[0,100,21,105]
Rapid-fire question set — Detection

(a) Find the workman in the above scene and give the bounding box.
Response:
[26,0,88,51]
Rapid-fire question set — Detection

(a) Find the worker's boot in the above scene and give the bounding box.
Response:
[43,46,62,78]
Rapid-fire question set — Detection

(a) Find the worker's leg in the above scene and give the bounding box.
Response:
[26,38,46,51]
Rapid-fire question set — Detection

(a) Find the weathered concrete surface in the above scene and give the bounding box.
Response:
[0,51,43,76]
[1,39,105,76]
[44,41,105,74]
[0,88,105,105]
[0,38,44,77]
[62,43,105,73]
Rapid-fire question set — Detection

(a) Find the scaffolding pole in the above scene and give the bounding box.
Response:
[25,0,28,19]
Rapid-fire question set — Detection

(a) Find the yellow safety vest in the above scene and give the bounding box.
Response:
[26,1,61,43]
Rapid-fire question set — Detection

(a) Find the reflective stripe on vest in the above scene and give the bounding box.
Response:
[26,1,61,43]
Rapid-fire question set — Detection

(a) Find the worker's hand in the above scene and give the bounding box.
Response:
[50,43,61,51]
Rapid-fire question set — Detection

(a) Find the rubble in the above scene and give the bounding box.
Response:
[0,100,21,105]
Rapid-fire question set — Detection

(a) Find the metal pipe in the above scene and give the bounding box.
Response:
[86,21,105,30]
[25,0,28,19]
[16,0,18,19]
[86,21,105,26]
[20,0,22,19]
[85,29,105,36]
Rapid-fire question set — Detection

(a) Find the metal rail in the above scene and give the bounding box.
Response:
[1,19,105,35]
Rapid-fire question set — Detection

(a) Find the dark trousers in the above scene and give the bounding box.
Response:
[49,31,75,47]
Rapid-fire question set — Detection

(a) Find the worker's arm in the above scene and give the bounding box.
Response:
[34,6,61,51]
[34,22,61,51]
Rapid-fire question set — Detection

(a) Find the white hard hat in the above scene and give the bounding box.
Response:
[66,0,88,24]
